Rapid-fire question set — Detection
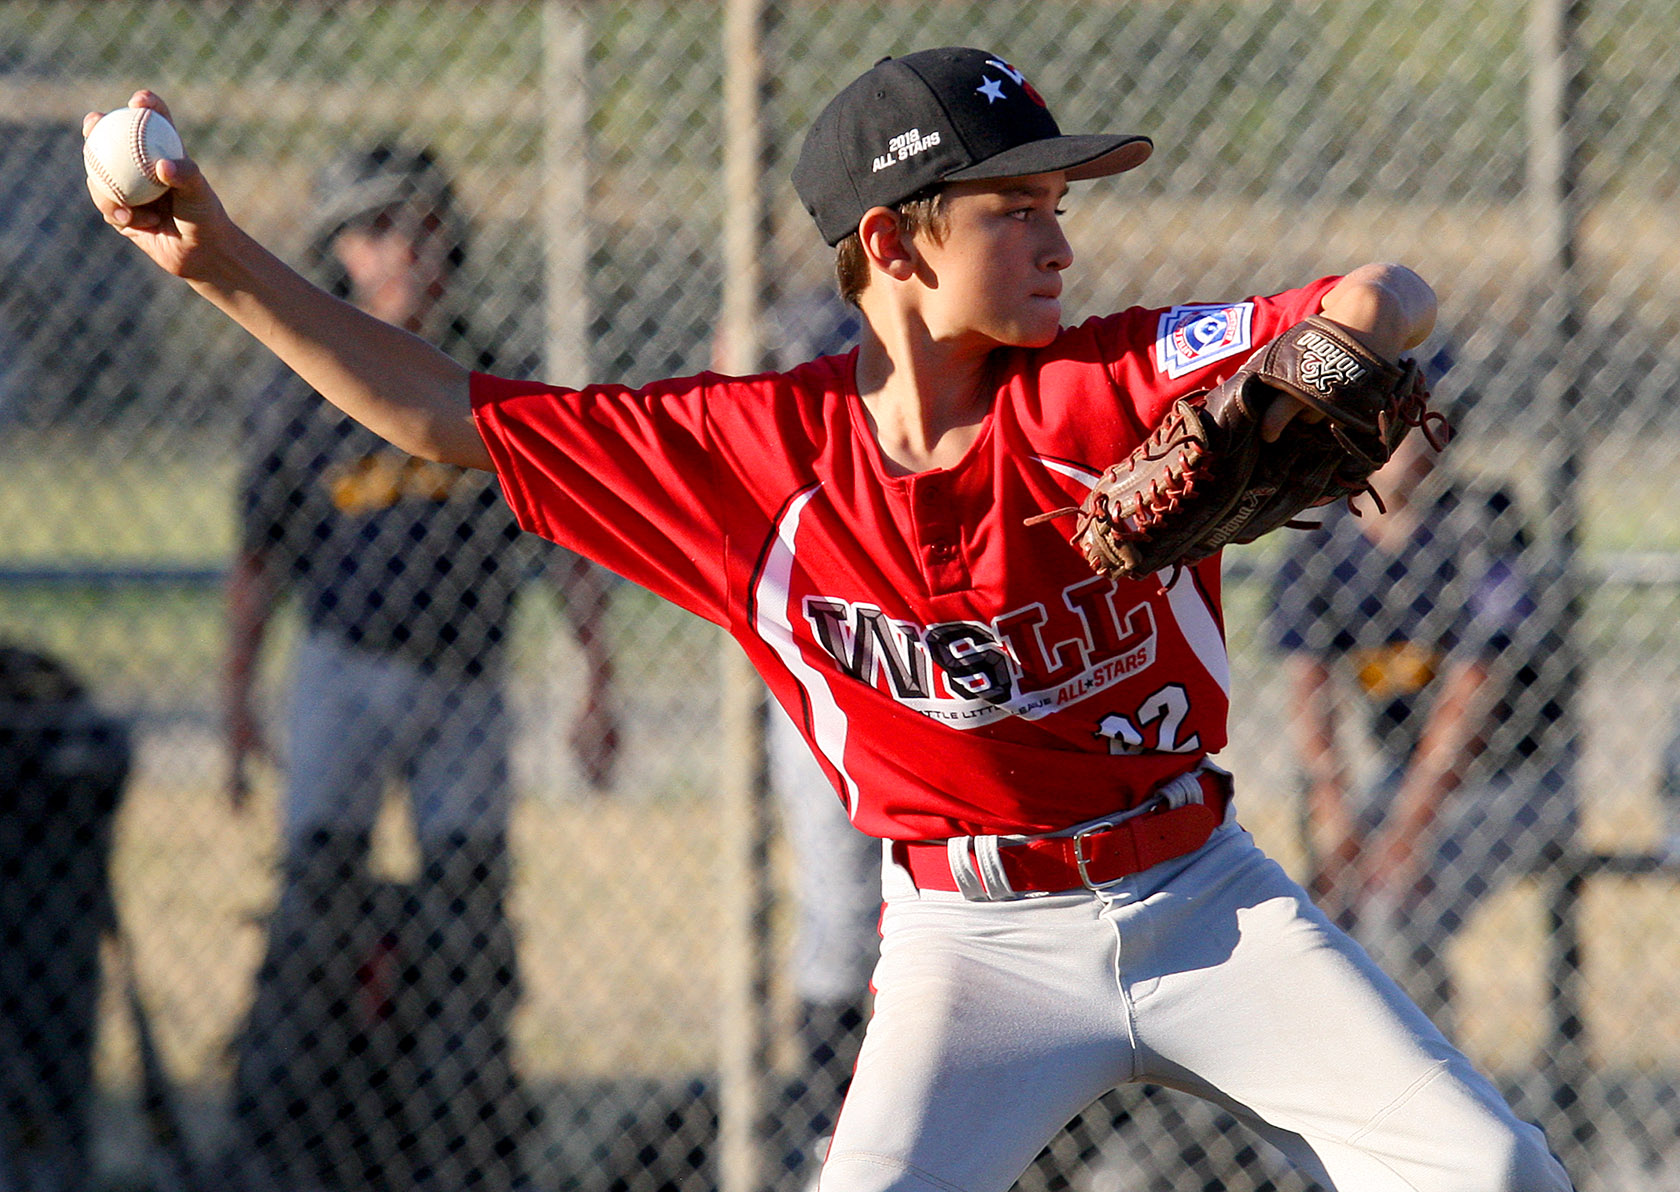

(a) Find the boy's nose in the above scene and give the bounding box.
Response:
[1044,229,1073,272]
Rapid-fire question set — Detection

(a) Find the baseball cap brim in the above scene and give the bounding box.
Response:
[944,133,1152,184]
[315,175,419,238]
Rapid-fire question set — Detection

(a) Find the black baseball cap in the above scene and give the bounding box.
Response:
[311,143,463,251]
[794,47,1152,246]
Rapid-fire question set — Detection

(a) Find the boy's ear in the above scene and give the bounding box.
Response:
[857,206,918,282]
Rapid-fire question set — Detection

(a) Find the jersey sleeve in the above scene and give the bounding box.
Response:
[1086,276,1344,432]
[470,370,729,626]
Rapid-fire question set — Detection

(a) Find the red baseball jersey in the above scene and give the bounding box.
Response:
[472,278,1338,840]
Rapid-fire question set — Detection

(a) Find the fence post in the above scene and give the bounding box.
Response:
[1541,862,1593,1164]
[718,2,776,1191]
[1527,1,1588,1170]
[541,0,592,385]
[1526,0,1586,560]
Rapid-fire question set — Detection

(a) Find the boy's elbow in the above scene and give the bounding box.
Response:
[1375,263,1437,346]
[395,369,492,469]
[1321,263,1437,355]
[432,420,496,471]
[394,410,494,471]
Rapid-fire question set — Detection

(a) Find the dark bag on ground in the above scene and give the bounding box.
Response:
[0,644,132,1190]
[228,831,538,1192]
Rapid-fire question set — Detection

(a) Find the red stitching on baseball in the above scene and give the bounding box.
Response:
[132,110,157,183]
[86,151,124,204]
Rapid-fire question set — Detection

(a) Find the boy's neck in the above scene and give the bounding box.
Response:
[854,319,996,477]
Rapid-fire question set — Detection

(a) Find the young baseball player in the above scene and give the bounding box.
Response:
[88,46,1573,1192]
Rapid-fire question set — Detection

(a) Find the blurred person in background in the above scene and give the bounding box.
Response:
[1268,372,1577,1032]
[222,143,620,1192]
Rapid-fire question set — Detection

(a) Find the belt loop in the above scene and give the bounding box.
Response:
[1156,769,1205,810]
[973,835,1014,900]
[947,837,989,901]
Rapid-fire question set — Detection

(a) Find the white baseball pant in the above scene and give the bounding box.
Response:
[819,809,1572,1192]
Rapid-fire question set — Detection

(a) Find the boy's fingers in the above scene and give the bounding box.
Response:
[84,173,127,224]
[154,156,188,189]
[1260,395,1297,441]
[155,156,211,219]
[128,88,173,123]
[89,157,200,230]
[82,110,104,137]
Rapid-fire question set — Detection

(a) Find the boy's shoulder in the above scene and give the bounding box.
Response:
[780,348,859,391]
[708,350,860,406]
[686,351,861,449]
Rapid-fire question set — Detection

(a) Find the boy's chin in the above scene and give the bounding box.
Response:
[1014,303,1064,347]
[1007,322,1062,349]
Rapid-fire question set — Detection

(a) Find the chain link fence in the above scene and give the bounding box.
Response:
[1,1,1678,1190]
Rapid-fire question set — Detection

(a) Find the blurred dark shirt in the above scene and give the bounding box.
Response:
[1268,485,1572,775]
[237,323,538,680]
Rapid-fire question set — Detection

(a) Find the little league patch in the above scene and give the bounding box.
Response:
[1155,302,1255,379]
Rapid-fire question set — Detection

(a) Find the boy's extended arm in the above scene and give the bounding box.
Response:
[85,92,487,470]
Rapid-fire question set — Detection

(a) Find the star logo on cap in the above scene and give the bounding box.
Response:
[986,57,1048,108]
[976,76,1006,104]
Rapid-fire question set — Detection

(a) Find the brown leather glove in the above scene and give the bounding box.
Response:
[1030,315,1442,582]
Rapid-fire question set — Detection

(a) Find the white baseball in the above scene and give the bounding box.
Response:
[83,106,184,207]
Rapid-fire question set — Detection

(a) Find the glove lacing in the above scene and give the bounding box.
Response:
[1321,368,1451,521]
[1023,411,1202,539]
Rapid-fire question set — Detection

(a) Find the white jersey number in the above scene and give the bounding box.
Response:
[1096,684,1201,755]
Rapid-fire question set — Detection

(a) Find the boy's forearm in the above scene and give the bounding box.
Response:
[1318,263,1437,358]
[191,223,487,469]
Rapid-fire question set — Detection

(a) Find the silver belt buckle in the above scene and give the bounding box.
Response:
[1072,819,1118,889]
[1071,794,1170,888]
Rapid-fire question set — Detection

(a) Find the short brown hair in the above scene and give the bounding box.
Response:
[834,186,949,308]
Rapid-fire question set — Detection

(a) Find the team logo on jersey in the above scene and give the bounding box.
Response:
[801,577,1160,728]
[1155,303,1255,379]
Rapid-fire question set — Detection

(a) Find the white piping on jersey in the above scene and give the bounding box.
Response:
[1032,454,1230,696]
[754,482,863,820]
[1161,568,1230,695]
[1038,457,1099,487]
